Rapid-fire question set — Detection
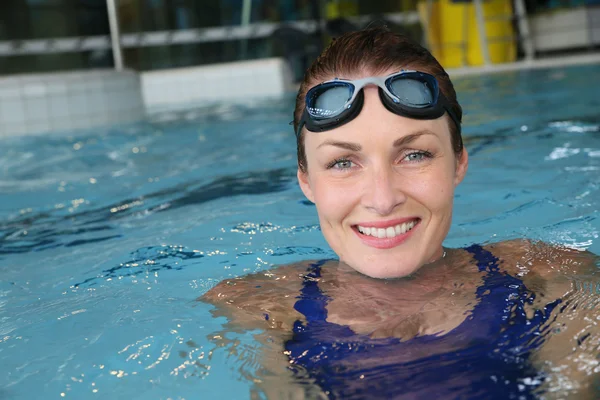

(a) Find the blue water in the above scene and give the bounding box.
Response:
[0,64,599,399]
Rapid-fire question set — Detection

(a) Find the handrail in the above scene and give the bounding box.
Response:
[0,12,418,57]
[106,0,124,70]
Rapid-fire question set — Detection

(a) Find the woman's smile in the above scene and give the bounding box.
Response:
[352,217,421,249]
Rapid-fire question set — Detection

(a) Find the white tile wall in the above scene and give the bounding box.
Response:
[49,95,70,118]
[0,58,293,137]
[0,98,25,124]
[0,70,145,137]
[140,57,294,113]
[531,8,591,52]
[25,97,50,122]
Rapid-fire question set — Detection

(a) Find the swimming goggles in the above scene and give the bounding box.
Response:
[295,70,461,137]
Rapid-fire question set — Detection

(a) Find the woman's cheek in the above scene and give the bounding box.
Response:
[408,180,452,214]
[313,179,355,221]
[316,182,345,213]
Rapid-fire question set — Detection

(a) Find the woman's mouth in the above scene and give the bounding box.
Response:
[352,218,420,248]
[356,219,418,238]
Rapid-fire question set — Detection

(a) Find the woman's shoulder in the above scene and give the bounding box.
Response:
[199,260,330,332]
[201,260,323,302]
[483,239,598,278]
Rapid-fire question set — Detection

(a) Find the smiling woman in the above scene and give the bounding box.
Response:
[201,27,600,399]
[298,104,465,278]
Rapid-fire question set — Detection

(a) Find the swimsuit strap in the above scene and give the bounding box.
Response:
[293,259,330,326]
[465,243,500,273]
[464,243,561,347]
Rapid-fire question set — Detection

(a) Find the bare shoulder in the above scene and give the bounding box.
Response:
[485,239,599,278]
[199,260,323,332]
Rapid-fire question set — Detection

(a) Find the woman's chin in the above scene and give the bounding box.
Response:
[346,258,423,279]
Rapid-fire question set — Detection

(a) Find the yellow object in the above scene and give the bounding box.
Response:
[418,0,516,68]
[325,0,359,19]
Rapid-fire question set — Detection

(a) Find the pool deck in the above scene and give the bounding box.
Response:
[447,52,600,77]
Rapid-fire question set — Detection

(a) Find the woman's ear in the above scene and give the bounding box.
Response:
[454,148,469,186]
[297,169,315,203]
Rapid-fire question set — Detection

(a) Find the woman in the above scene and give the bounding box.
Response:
[202,28,599,399]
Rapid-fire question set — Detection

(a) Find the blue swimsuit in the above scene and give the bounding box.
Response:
[284,245,561,399]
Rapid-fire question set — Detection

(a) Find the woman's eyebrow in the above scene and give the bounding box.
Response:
[317,140,362,151]
[393,130,436,147]
[317,130,437,151]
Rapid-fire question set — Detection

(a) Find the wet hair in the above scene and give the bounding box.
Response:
[293,27,463,172]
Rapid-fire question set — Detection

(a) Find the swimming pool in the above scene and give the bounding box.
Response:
[1,64,599,399]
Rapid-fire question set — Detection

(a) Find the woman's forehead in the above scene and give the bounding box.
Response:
[305,114,450,148]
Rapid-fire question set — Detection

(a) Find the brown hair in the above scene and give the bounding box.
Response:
[293,27,463,172]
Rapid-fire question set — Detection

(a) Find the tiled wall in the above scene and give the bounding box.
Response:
[530,7,600,52]
[0,58,294,138]
[0,70,145,137]
[141,58,293,113]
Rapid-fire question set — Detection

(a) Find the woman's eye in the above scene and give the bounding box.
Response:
[328,159,354,170]
[402,151,431,162]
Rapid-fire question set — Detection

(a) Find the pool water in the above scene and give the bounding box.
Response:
[1,64,599,399]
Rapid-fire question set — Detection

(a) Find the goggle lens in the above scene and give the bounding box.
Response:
[307,82,354,119]
[387,75,436,108]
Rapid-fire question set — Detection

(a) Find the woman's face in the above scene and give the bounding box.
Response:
[297,74,468,279]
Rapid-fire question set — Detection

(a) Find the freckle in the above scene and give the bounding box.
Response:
[179,351,188,358]
[186,340,197,348]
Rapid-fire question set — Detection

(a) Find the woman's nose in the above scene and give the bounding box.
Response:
[361,165,407,215]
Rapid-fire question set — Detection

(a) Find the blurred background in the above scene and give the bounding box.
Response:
[1,0,600,136]
[1,0,600,76]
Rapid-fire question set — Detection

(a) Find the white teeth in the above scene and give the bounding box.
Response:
[357,220,417,238]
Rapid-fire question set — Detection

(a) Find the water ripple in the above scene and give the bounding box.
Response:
[0,167,296,255]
